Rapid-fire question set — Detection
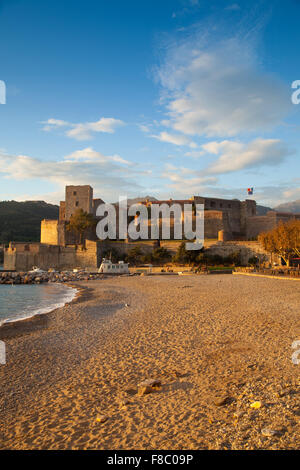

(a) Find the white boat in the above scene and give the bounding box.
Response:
[98,258,129,274]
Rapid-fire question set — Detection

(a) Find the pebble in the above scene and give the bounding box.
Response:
[213,396,231,406]
[261,428,281,437]
[137,378,161,396]
[96,415,108,423]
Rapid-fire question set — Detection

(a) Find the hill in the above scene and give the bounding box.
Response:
[273,199,300,214]
[0,200,59,243]
[256,204,273,215]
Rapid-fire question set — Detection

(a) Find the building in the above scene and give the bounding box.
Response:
[4,185,300,271]
[41,185,104,246]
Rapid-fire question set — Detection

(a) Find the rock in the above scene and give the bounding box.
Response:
[250,401,262,409]
[213,396,231,406]
[261,427,281,437]
[138,378,161,388]
[137,378,161,396]
[96,414,108,423]
[138,385,154,396]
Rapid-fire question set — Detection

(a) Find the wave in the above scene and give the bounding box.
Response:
[0,284,78,325]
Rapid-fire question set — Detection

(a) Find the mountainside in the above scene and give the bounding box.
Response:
[273,200,300,214]
[0,200,59,243]
[256,204,273,215]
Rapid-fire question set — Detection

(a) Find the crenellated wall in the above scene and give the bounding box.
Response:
[4,240,102,271]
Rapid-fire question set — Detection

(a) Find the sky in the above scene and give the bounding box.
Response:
[0,0,300,207]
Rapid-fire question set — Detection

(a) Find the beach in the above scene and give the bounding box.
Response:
[0,274,299,450]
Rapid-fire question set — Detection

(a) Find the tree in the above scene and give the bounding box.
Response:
[172,241,203,265]
[259,219,300,267]
[126,246,143,265]
[66,209,96,245]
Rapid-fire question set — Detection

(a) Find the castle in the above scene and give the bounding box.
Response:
[4,185,300,271]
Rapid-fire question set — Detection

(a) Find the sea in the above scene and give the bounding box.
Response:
[0,281,77,325]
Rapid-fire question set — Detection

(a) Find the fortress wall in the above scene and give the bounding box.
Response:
[59,201,66,221]
[40,219,59,245]
[75,240,99,268]
[204,211,225,238]
[204,240,271,264]
[4,242,79,271]
[246,214,277,239]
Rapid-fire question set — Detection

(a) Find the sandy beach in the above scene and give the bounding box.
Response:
[0,274,299,450]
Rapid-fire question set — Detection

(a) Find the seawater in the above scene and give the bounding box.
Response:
[0,283,77,324]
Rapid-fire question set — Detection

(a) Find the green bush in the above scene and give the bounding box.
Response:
[172,241,204,265]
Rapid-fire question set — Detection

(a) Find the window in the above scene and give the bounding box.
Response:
[75,201,79,207]
[228,204,231,208]
[73,191,77,196]
[210,201,216,208]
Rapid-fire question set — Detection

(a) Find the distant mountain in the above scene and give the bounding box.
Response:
[273,200,300,214]
[0,200,59,243]
[256,204,273,215]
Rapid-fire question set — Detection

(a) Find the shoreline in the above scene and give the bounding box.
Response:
[0,283,88,340]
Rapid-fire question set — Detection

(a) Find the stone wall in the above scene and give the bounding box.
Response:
[64,185,93,221]
[246,214,277,239]
[204,211,227,238]
[40,219,59,245]
[204,240,272,265]
[246,211,300,240]
[4,240,101,271]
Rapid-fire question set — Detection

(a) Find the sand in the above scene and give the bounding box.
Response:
[0,274,299,450]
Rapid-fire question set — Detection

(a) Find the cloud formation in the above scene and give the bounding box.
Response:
[0,148,141,202]
[156,31,291,139]
[151,131,197,147]
[204,138,294,174]
[42,117,124,140]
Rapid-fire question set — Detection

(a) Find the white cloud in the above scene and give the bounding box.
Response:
[282,187,300,200]
[162,163,218,196]
[42,117,124,140]
[0,148,141,202]
[41,118,69,131]
[138,124,151,133]
[64,147,132,165]
[151,131,197,147]
[203,138,293,174]
[156,31,291,139]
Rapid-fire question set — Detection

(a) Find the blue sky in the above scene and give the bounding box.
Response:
[0,0,300,206]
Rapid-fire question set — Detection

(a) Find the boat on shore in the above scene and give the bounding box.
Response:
[98,258,129,274]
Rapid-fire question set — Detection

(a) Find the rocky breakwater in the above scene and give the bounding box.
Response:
[0,270,113,285]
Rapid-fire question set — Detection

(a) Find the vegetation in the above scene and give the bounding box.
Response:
[248,256,259,267]
[0,200,59,243]
[172,241,203,265]
[66,208,97,245]
[125,246,172,265]
[259,220,300,267]
[172,242,241,267]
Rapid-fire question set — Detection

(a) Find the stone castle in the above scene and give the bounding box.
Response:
[4,185,300,271]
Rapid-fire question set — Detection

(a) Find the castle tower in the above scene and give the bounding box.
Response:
[64,185,93,221]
